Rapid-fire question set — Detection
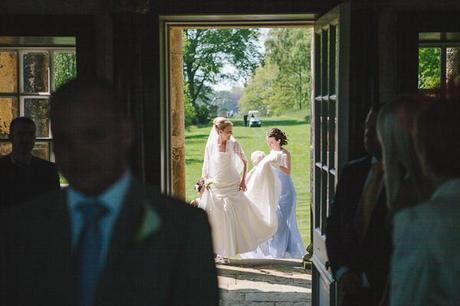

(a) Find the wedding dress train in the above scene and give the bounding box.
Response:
[199,144,281,257]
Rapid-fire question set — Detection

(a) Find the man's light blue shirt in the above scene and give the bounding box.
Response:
[67,170,132,268]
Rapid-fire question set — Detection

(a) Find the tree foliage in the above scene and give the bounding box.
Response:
[418,48,441,89]
[183,29,261,122]
[213,87,243,116]
[53,52,77,89]
[239,63,277,114]
[240,28,311,115]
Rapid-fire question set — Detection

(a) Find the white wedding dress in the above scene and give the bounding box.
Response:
[198,136,281,257]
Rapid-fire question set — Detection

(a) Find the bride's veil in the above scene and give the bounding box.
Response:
[202,118,244,179]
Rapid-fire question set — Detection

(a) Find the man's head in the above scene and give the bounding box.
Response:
[50,77,133,196]
[363,103,384,159]
[415,101,460,183]
[9,117,36,157]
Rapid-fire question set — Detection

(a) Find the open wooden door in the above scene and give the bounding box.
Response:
[311,3,350,306]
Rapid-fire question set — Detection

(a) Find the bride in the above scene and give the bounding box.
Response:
[198,117,281,258]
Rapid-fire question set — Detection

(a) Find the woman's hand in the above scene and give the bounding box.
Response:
[239,180,247,192]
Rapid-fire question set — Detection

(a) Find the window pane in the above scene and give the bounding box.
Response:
[0,142,12,156]
[24,98,49,137]
[32,141,49,160]
[446,47,460,84]
[418,47,441,89]
[418,32,441,41]
[22,52,49,93]
[0,51,18,93]
[53,51,77,90]
[0,97,18,139]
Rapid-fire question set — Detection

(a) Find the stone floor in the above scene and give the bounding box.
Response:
[217,258,312,306]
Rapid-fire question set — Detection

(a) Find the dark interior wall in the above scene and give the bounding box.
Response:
[153,0,336,15]
[0,0,102,14]
[0,0,338,186]
[2,0,460,185]
[377,3,460,114]
[347,6,380,160]
[0,15,96,76]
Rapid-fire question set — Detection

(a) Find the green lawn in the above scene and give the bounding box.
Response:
[185,112,311,247]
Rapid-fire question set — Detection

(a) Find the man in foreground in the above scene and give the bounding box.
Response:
[0,77,219,306]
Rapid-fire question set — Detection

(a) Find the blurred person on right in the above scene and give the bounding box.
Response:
[326,103,390,306]
[390,100,460,306]
[376,95,432,212]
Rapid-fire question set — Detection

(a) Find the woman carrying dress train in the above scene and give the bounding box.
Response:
[198,117,282,259]
[262,128,305,258]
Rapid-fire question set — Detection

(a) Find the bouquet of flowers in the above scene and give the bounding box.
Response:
[194,178,213,193]
[190,178,213,207]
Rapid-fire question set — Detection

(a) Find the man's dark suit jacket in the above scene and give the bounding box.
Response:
[0,154,60,209]
[0,180,219,306]
[326,156,391,300]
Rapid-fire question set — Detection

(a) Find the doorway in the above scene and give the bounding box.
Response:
[161,17,314,249]
[160,8,351,306]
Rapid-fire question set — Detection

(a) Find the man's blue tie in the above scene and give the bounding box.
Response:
[74,202,108,306]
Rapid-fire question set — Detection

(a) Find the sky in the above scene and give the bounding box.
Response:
[212,28,270,92]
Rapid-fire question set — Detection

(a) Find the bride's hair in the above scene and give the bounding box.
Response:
[214,117,233,131]
[266,128,288,146]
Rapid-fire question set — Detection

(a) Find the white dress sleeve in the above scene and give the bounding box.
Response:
[202,143,211,178]
[280,152,288,168]
[233,140,247,163]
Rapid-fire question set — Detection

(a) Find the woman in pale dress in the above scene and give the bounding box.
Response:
[243,128,305,259]
[266,128,305,258]
[198,117,282,259]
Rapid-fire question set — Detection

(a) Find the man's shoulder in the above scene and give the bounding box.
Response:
[0,154,12,166]
[339,156,371,177]
[346,156,371,168]
[31,156,57,169]
[2,189,64,228]
[131,180,207,221]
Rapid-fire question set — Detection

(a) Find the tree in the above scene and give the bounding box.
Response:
[184,84,196,127]
[240,28,311,115]
[239,63,277,114]
[418,47,441,89]
[183,29,261,112]
[212,87,243,116]
[53,52,77,89]
[264,28,311,110]
[447,47,460,86]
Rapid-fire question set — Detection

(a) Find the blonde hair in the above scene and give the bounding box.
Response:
[377,95,430,211]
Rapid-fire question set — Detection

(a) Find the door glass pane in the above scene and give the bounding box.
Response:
[0,51,18,93]
[446,47,460,84]
[0,97,18,139]
[314,166,321,228]
[53,51,77,90]
[32,141,49,160]
[22,52,49,93]
[24,98,49,137]
[418,47,441,89]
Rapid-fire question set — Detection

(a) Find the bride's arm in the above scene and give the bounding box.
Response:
[233,140,248,191]
[239,158,248,191]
